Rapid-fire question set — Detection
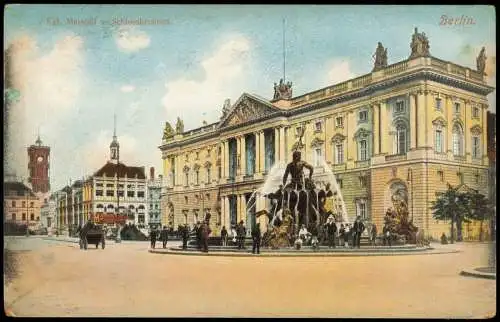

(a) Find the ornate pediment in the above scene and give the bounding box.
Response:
[353,128,371,140]
[470,125,482,135]
[310,137,325,148]
[218,93,280,128]
[331,133,346,144]
[432,116,447,128]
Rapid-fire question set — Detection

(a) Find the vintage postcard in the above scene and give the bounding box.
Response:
[3,4,496,318]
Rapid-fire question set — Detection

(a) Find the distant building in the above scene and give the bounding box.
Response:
[3,181,41,229]
[147,167,162,229]
[40,194,56,229]
[27,135,50,194]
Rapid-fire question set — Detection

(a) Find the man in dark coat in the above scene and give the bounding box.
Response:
[251,223,261,254]
[324,214,337,248]
[181,224,189,249]
[221,226,228,246]
[160,226,168,249]
[352,216,366,248]
[237,220,246,249]
[370,223,378,246]
[200,221,211,253]
[194,221,202,250]
[150,227,158,249]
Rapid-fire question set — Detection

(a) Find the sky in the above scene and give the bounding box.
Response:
[4,4,496,191]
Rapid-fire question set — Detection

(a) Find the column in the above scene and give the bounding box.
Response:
[274,127,280,164]
[464,100,471,159]
[241,135,246,176]
[224,196,230,227]
[220,142,226,180]
[221,196,226,227]
[259,131,265,173]
[379,101,388,154]
[446,96,454,154]
[417,90,427,148]
[236,136,241,176]
[482,105,488,163]
[236,194,242,223]
[255,131,260,174]
[224,140,229,178]
[409,93,417,150]
[279,126,285,162]
[426,93,434,149]
[372,104,380,155]
[284,126,289,163]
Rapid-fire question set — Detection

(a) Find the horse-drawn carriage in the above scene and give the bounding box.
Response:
[79,223,106,250]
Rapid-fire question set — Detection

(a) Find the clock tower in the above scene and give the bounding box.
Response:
[27,135,50,193]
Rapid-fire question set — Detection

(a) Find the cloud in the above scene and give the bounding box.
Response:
[120,85,136,93]
[161,34,252,130]
[4,33,85,179]
[79,130,140,174]
[325,58,356,85]
[114,26,150,53]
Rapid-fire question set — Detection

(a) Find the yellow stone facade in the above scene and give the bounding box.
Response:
[160,55,494,240]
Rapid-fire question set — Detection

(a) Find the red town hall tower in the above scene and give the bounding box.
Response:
[27,135,50,193]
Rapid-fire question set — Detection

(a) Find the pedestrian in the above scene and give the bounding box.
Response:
[339,224,345,247]
[150,227,157,249]
[194,221,202,250]
[160,226,169,249]
[181,224,189,249]
[221,226,228,246]
[309,224,319,250]
[231,225,237,245]
[201,221,211,253]
[352,216,365,248]
[237,220,246,249]
[370,223,378,246]
[343,224,350,248]
[251,223,261,254]
[383,224,392,246]
[325,214,337,248]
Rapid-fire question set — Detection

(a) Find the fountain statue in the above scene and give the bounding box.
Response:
[383,193,419,244]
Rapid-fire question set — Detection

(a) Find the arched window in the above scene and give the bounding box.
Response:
[452,123,464,156]
[395,122,408,155]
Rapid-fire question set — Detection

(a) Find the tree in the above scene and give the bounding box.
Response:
[465,191,495,241]
[431,184,470,243]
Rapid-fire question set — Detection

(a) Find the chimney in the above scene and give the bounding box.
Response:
[150,167,155,180]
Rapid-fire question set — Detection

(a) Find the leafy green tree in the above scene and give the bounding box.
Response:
[431,184,470,243]
[465,191,495,241]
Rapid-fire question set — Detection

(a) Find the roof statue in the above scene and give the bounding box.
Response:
[162,121,175,140]
[409,27,430,59]
[476,46,487,75]
[372,42,388,72]
[175,117,184,134]
[273,78,293,100]
[221,98,231,119]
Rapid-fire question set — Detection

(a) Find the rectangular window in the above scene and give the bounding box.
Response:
[472,137,481,158]
[454,102,460,114]
[357,201,367,220]
[118,184,124,188]
[438,170,444,182]
[218,166,222,179]
[127,191,134,198]
[195,171,199,185]
[12,214,16,221]
[359,110,368,122]
[12,201,16,207]
[118,191,124,197]
[435,98,442,110]
[96,183,103,187]
[472,107,480,118]
[106,190,114,197]
[30,213,34,221]
[335,117,344,128]
[22,213,26,221]
[396,101,405,113]
[137,191,145,198]
[435,129,443,153]
[359,176,367,188]
[314,148,322,167]
[22,201,26,207]
[195,152,199,160]
[30,202,34,207]
[335,144,344,164]
[96,190,103,196]
[337,179,343,189]
[359,140,368,161]
[106,184,114,188]
[207,168,211,183]
[315,121,322,132]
